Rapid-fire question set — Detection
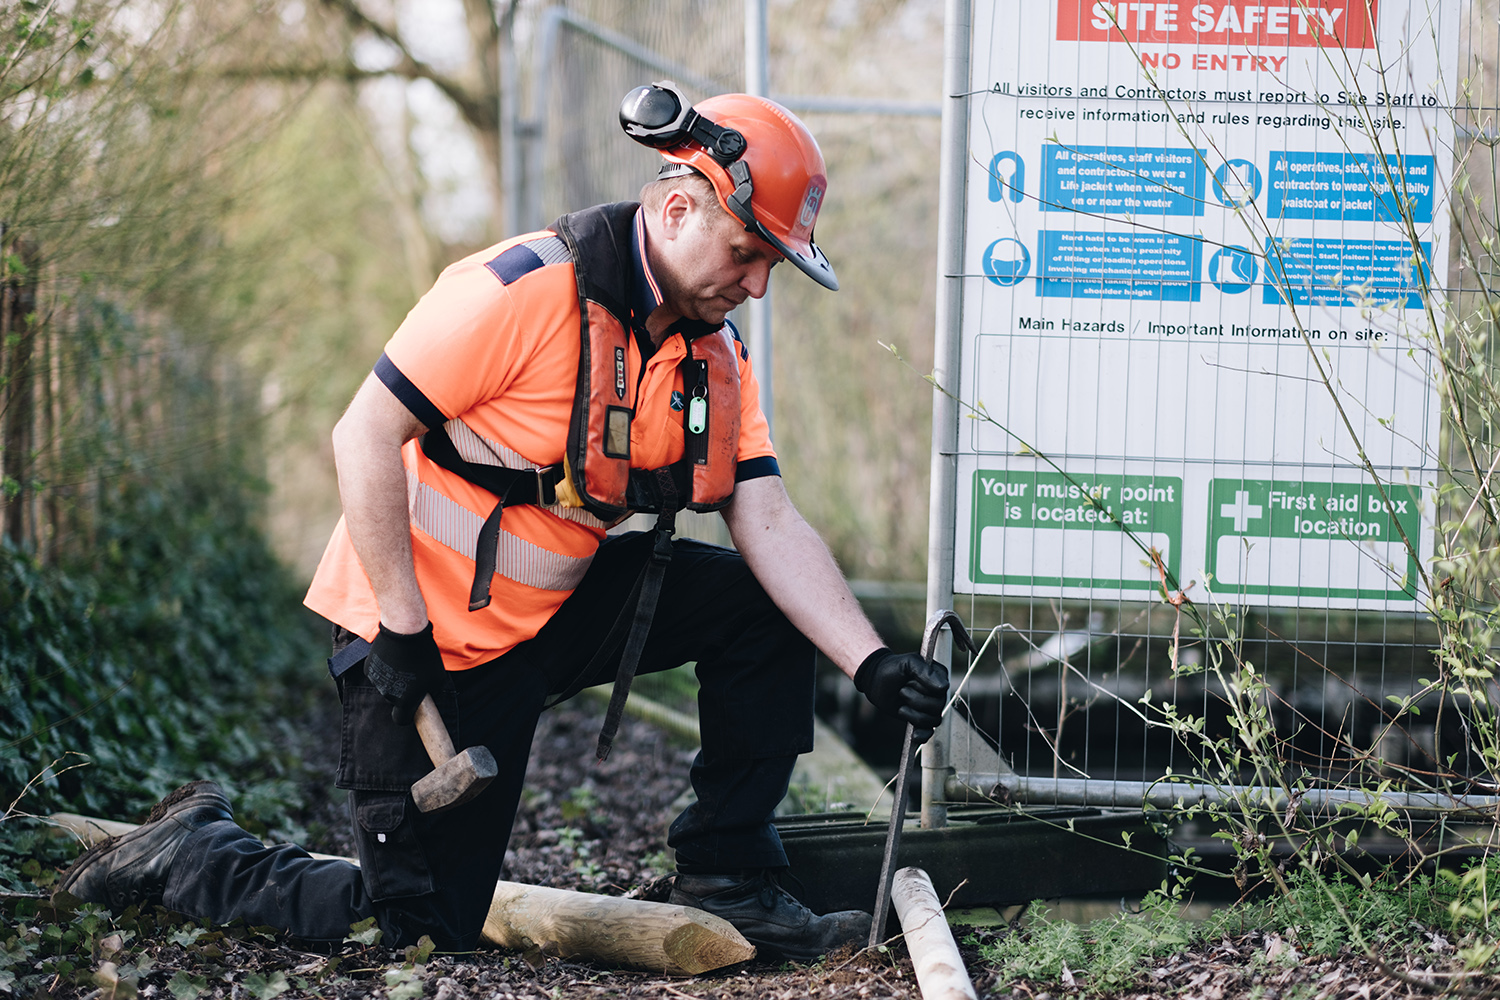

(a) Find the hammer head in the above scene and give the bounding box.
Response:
[411,746,498,814]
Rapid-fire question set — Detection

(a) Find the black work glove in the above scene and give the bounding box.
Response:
[366,622,444,725]
[854,647,950,744]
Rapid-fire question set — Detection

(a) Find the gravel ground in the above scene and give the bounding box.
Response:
[282,692,1497,999]
[282,689,936,997]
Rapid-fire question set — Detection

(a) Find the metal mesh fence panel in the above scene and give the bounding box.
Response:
[925,0,1500,867]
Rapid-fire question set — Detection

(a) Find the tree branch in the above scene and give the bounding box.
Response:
[317,0,496,132]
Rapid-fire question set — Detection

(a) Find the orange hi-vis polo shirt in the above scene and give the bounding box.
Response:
[304,206,778,671]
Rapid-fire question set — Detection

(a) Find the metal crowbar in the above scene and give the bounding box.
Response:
[867,609,979,950]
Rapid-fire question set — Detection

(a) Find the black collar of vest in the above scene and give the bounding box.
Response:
[553,202,636,327]
[553,202,725,359]
[666,317,721,342]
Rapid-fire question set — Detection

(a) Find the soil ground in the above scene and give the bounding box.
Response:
[20,689,1500,998]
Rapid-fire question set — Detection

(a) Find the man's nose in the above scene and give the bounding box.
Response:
[741,261,772,298]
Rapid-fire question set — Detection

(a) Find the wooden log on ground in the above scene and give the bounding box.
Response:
[890,866,977,1000]
[45,811,753,975]
[484,881,753,975]
[579,688,892,815]
[580,685,701,744]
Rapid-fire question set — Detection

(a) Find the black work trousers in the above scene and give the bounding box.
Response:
[163,531,816,951]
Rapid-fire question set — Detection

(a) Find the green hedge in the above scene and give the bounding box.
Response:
[0,475,324,833]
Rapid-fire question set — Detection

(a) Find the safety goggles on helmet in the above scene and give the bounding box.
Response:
[619,81,838,291]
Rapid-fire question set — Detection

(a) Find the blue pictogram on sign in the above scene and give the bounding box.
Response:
[984,238,1032,286]
[1213,159,1262,207]
[1209,246,1259,294]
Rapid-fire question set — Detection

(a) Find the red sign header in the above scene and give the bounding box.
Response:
[1057,1,1379,49]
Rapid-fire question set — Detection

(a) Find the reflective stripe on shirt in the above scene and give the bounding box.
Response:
[407,470,595,592]
[440,418,612,530]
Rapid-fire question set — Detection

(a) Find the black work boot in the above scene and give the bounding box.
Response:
[57,781,232,912]
[666,870,872,963]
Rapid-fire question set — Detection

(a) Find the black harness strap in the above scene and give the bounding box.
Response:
[595,466,682,762]
[420,426,564,611]
[327,636,372,679]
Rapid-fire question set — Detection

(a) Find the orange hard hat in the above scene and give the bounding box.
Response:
[620,83,837,291]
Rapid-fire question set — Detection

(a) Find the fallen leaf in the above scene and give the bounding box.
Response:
[94,961,139,1000]
[98,933,125,959]
[167,970,207,1000]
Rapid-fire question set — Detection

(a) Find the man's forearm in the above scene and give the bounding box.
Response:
[724,477,883,678]
[332,374,430,634]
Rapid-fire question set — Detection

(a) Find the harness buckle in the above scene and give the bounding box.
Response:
[534,465,558,506]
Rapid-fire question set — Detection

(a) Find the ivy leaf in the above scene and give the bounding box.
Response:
[309,954,342,982]
[344,916,382,947]
[385,968,424,1000]
[404,934,435,967]
[167,971,208,1000]
[168,925,205,946]
[243,971,290,999]
[0,934,33,964]
[93,961,139,1000]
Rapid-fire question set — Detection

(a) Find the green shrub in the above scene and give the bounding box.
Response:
[0,472,323,845]
[1271,869,1448,956]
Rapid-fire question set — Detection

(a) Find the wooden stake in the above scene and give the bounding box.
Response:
[890,867,977,1000]
[46,812,753,976]
[484,881,754,975]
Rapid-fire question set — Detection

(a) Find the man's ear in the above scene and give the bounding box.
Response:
[657,187,697,240]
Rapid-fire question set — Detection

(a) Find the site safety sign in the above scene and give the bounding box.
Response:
[952,0,1456,608]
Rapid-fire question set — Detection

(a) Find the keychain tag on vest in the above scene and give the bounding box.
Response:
[687,391,708,434]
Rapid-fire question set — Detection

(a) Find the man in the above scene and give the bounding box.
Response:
[59,84,948,963]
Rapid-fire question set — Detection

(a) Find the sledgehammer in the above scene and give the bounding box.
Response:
[411,694,498,813]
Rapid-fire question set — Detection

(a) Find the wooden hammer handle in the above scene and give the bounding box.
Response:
[413,694,455,769]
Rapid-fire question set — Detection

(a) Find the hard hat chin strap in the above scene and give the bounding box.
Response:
[722,161,764,237]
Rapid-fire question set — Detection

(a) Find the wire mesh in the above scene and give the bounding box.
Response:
[518,1,744,228]
[504,2,1500,844]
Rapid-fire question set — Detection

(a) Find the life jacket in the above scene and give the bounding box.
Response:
[550,203,741,522]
